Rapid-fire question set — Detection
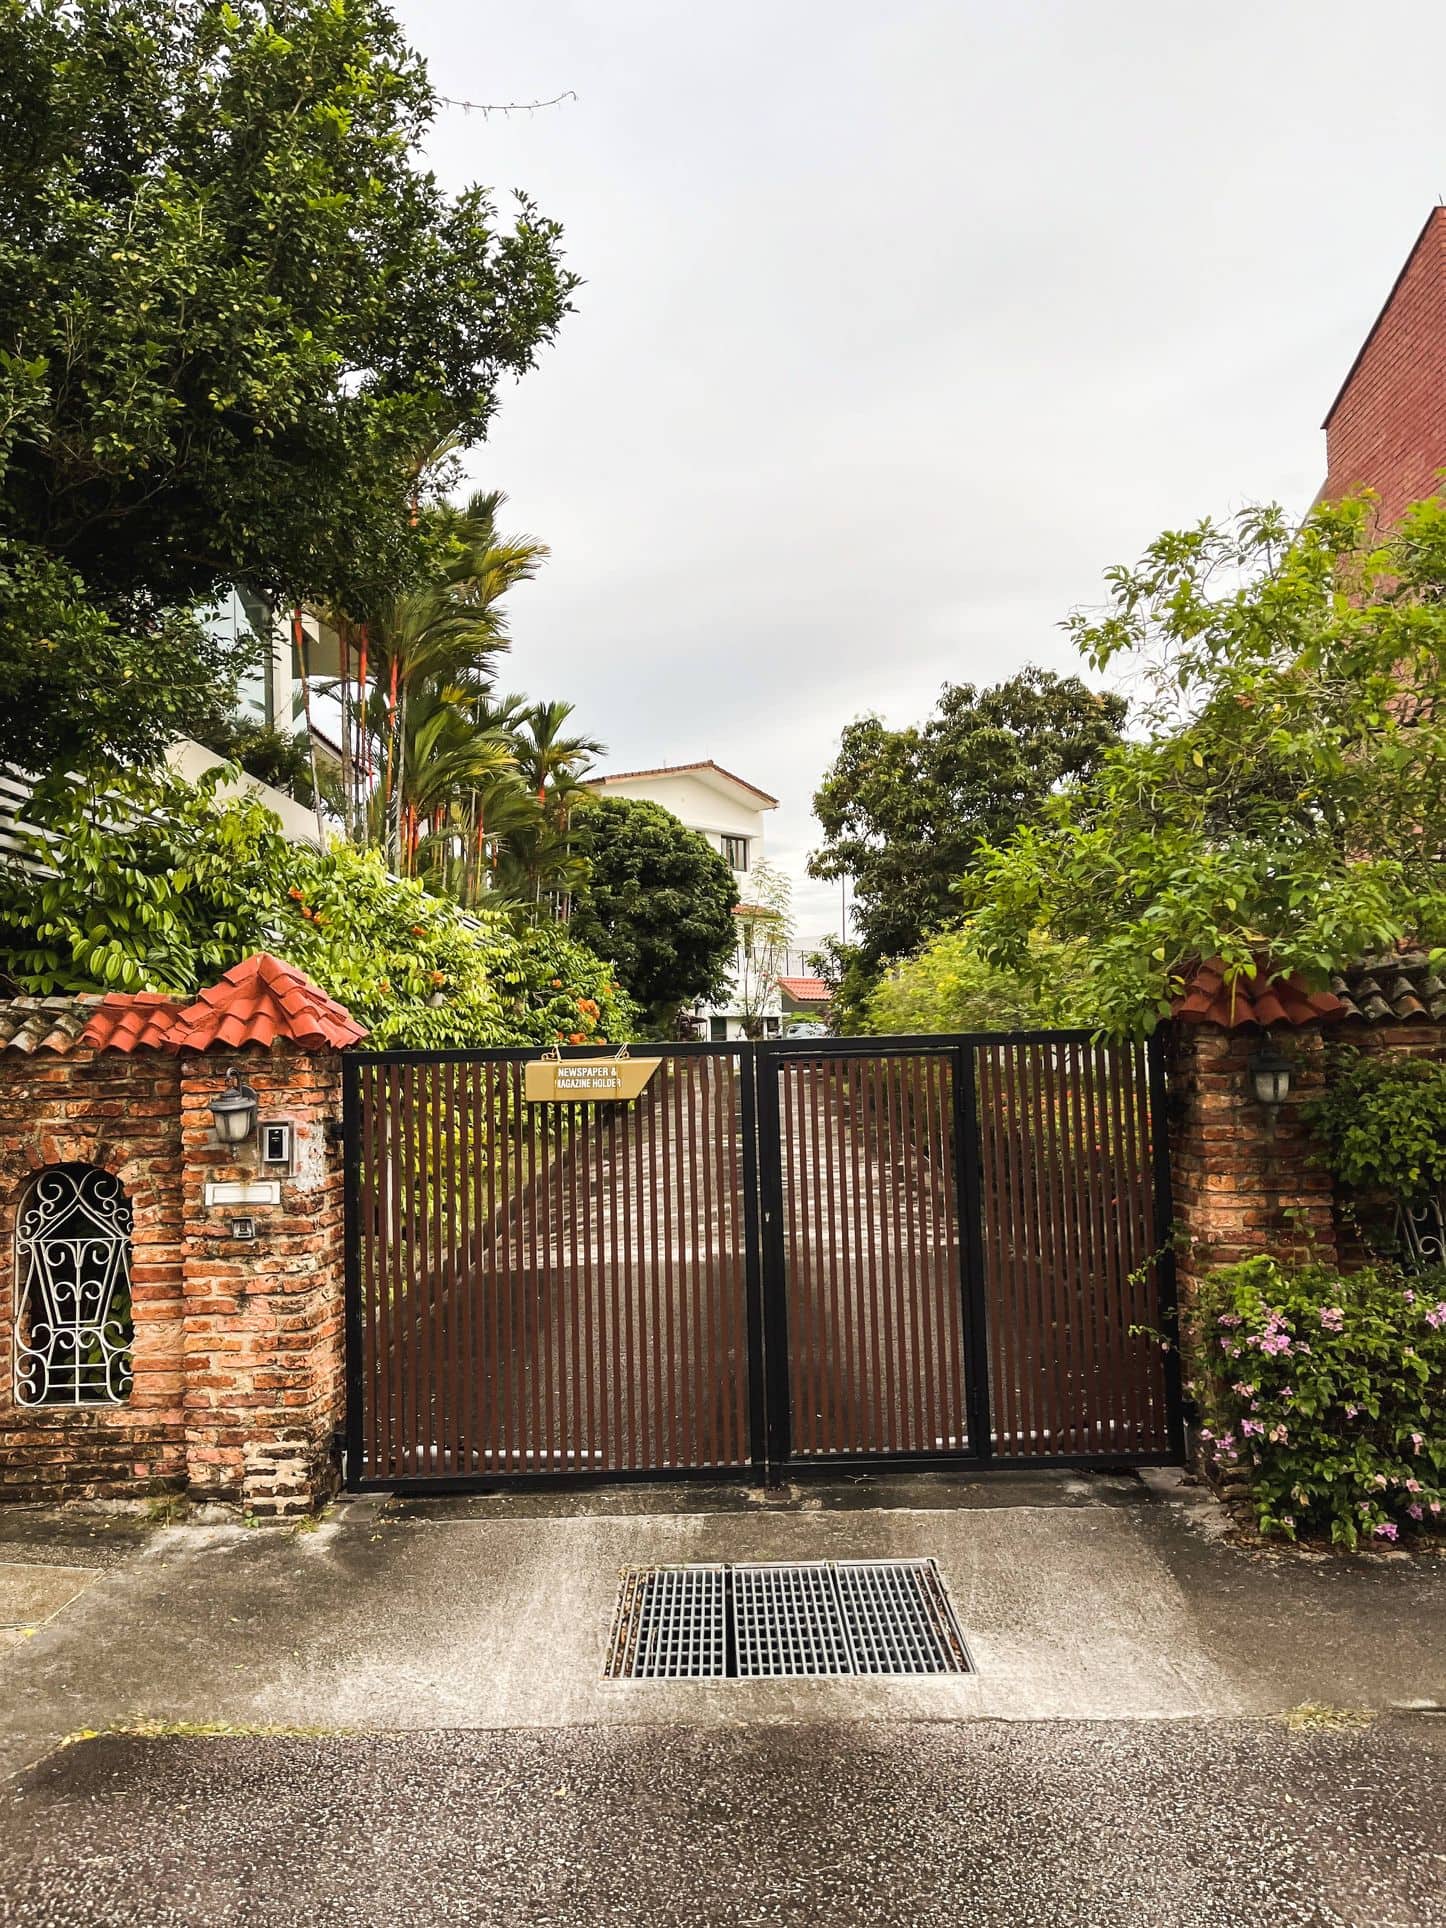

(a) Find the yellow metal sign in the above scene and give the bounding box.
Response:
[524,1053,661,1103]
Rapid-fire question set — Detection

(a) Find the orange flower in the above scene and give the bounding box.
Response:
[569,1032,585,1045]
[577,996,599,1018]
[430,970,446,986]
[550,978,563,989]
[287,886,305,901]
[411,925,427,937]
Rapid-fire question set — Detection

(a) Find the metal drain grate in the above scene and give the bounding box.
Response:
[605,1560,971,1679]
[607,1563,727,1678]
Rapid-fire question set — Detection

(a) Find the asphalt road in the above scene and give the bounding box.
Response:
[4,1717,1444,1928]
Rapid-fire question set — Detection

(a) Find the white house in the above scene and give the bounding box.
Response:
[586,761,784,1041]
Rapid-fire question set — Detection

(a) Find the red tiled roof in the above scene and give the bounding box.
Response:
[778,976,830,1003]
[82,991,187,1053]
[1171,958,1345,1030]
[77,954,365,1054]
[163,953,366,1053]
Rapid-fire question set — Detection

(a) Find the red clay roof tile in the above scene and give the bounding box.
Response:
[82,992,188,1053]
[1171,958,1345,1029]
[75,955,365,1054]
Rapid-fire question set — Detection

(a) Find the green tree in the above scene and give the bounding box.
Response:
[494,699,603,917]
[354,489,548,872]
[734,860,793,1040]
[0,765,635,1047]
[808,670,1126,991]
[860,929,1091,1035]
[569,797,739,1034]
[0,0,576,775]
[965,496,1446,1036]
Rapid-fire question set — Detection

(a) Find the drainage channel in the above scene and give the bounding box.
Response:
[605,1559,972,1679]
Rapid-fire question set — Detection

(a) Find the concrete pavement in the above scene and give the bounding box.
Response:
[2,1470,1444,1781]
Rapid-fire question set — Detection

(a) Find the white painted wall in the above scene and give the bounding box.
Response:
[166,739,325,848]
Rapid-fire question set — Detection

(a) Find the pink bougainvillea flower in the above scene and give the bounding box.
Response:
[1374,1521,1399,1541]
[1408,1504,1424,1521]
[1319,1306,1344,1332]
[1425,1303,1446,1329]
[1410,1433,1424,1454]
[1240,1418,1263,1437]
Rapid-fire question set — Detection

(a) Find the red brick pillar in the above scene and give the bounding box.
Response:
[1165,1022,1339,1310]
[179,1044,346,1515]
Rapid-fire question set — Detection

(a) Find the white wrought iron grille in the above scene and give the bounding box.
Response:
[15,1165,134,1406]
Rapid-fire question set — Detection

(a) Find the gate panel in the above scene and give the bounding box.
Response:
[349,1050,755,1484]
[974,1037,1169,1458]
[774,1050,969,1458]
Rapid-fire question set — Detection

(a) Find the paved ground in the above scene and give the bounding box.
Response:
[2,1471,1445,1924]
[4,1718,1445,1926]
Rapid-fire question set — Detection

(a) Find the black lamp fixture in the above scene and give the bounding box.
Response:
[1247,1038,1293,1129]
[209,1066,260,1146]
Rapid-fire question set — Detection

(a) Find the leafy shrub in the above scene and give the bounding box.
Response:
[0,768,635,1049]
[861,929,1096,1035]
[1304,1049,1446,1198]
[1188,1256,1446,1548]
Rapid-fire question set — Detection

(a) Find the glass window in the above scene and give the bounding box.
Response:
[722,835,749,872]
[709,1016,729,1043]
[203,587,275,726]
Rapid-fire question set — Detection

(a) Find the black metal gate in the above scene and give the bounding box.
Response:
[343,1033,1182,1490]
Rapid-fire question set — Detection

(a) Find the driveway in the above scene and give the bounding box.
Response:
[2,1469,1444,1924]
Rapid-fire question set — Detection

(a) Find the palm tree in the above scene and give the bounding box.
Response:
[355,494,548,872]
[504,700,604,918]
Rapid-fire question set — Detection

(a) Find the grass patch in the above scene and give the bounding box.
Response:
[1278,1702,1377,1734]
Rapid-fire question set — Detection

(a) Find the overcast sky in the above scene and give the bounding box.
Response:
[398,0,1446,951]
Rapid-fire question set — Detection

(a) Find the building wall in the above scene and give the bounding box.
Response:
[591,770,781,1039]
[1321,208,1446,528]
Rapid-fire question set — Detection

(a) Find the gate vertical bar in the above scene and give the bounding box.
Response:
[739,1045,768,1478]
[752,1043,792,1478]
[953,1044,994,1459]
[342,1055,366,1489]
[1147,1032,1187,1458]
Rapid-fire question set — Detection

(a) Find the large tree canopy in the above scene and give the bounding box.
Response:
[807,668,1125,1020]
[0,0,576,773]
[965,496,1446,1036]
[569,796,739,1034]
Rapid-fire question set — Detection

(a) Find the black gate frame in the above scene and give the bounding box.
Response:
[342,1031,1184,1492]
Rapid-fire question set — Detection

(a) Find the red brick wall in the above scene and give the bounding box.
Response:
[0,1050,186,1499]
[1322,209,1446,528]
[0,1040,344,1512]
[1165,1025,1337,1309]
[179,1046,345,1514]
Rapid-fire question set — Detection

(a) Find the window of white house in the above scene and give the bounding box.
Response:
[14,1165,134,1406]
[709,1017,729,1042]
[721,835,749,872]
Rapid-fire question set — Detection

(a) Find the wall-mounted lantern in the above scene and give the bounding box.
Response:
[1247,1039,1293,1131]
[208,1067,260,1146]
